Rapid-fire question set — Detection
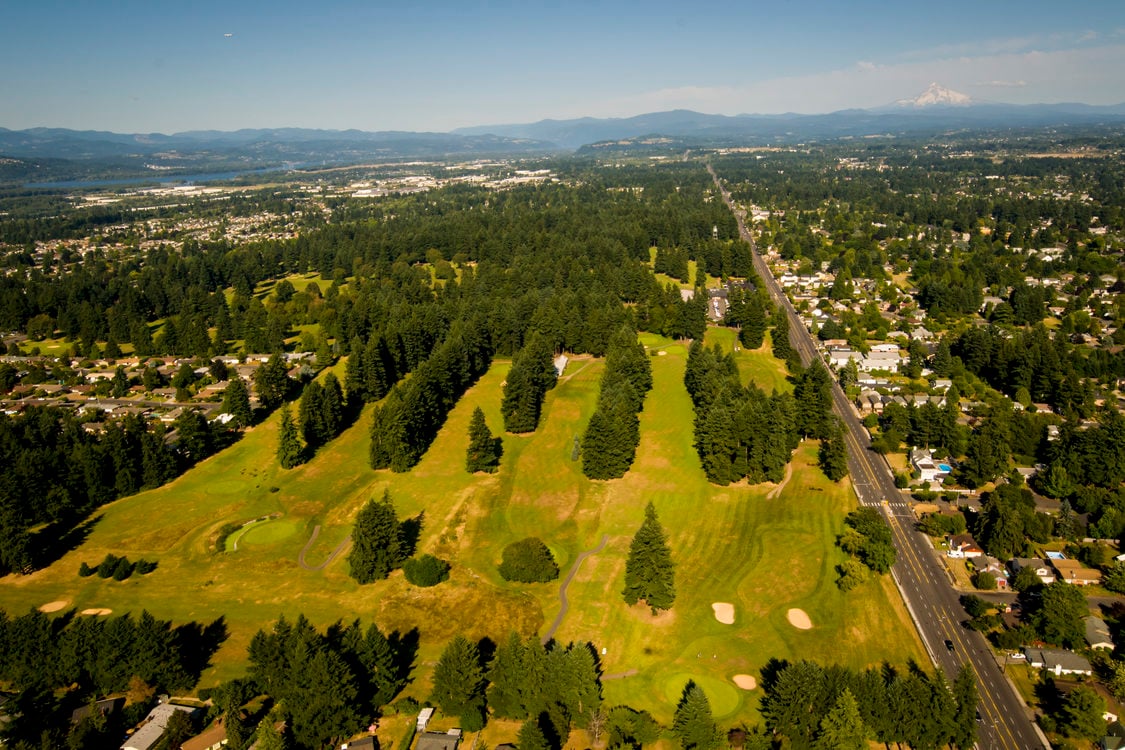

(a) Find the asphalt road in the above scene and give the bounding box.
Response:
[709,165,1048,749]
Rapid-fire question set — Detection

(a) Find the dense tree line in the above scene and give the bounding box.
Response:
[0,608,224,747]
[247,615,411,749]
[760,659,978,750]
[501,332,557,434]
[581,326,652,479]
[369,318,493,472]
[683,341,799,485]
[0,407,185,574]
[425,631,606,740]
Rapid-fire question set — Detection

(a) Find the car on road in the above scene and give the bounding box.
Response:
[944,639,954,652]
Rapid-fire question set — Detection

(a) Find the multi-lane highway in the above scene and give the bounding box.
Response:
[709,165,1048,749]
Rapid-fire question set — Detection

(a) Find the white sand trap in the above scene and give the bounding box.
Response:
[39,600,68,612]
[81,608,112,616]
[733,674,757,690]
[712,602,735,624]
[787,608,813,630]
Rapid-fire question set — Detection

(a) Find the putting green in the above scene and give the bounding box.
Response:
[662,672,741,718]
[240,519,299,546]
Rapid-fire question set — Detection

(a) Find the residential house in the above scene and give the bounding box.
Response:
[121,703,201,750]
[1086,616,1115,651]
[911,448,949,484]
[416,730,461,750]
[71,697,123,725]
[1103,720,1125,750]
[341,738,377,750]
[183,718,227,750]
[1009,558,1056,585]
[1022,647,1093,676]
[860,350,903,373]
[946,533,984,559]
[974,556,1010,588]
[1052,558,1103,587]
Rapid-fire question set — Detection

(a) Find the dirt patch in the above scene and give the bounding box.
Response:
[733,674,757,690]
[39,600,68,613]
[787,608,812,630]
[81,608,112,616]
[766,462,794,499]
[712,602,735,624]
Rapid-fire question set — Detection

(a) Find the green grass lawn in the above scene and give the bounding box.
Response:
[0,335,923,728]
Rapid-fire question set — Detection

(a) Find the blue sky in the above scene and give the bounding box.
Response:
[2,0,1124,133]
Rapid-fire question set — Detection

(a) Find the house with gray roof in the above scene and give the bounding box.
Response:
[1086,616,1115,651]
[1023,647,1093,676]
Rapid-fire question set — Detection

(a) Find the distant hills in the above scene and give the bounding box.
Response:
[4,86,1125,185]
[455,98,1125,149]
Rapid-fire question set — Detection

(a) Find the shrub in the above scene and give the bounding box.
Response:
[78,561,94,577]
[135,559,158,575]
[498,537,559,583]
[97,554,120,578]
[974,571,997,590]
[112,556,135,581]
[403,554,450,587]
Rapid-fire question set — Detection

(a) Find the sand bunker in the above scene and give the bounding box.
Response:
[81,608,112,616]
[39,600,68,612]
[787,608,813,630]
[712,602,735,624]
[733,674,757,690]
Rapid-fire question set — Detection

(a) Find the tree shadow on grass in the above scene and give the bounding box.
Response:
[31,513,102,571]
[389,627,420,690]
[175,616,229,684]
[399,513,424,559]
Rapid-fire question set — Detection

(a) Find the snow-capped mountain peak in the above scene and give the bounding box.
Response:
[896,83,972,108]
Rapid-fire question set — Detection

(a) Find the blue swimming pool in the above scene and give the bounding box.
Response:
[938,463,952,472]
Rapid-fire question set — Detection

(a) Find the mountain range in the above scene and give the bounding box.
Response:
[3,86,1125,184]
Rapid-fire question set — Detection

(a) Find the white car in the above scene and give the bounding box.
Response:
[1008,653,1026,660]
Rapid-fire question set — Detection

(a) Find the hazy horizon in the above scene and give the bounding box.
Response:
[3,0,1124,134]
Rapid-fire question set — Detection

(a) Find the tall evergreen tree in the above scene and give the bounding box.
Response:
[430,635,486,729]
[502,332,557,433]
[672,681,719,750]
[770,310,791,361]
[517,718,550,750]
[254,354,290,411]
[277,404,303,469]
[346,490,402,583]
[815,689,867,750]
[818,416,849,481]
[222,377,253,428]
[950,664,978,750]
[622,502,675,613]
[466,407,501,473]
[739,294,767,350]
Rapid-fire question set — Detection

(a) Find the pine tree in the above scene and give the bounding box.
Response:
[622,502,675,613]
[502,332,557,433]
[254,353,290,410]
[346,490,402,583]
[672,681,719,750]
[277,404,303,469]
[222,377,253,428]
[819,417,849,481]
[488,632,531,719]
[739,294,766,349]
[517,718,550,750]
[770,311,791,361]
[815,689,867,750]
[430,635,485,726]
[950,664,978,750]
[466,407,501,473]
